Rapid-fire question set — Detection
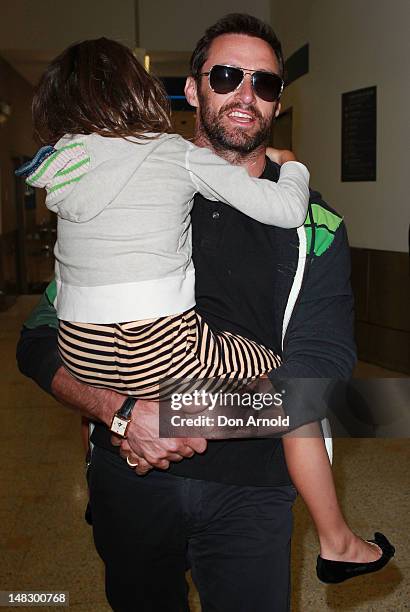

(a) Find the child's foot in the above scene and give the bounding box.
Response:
[320,533,382,563]
[317,532,395,584]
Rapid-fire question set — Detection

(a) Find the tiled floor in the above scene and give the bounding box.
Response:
[1,296,409,611]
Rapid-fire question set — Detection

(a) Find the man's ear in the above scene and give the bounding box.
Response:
[274,101,282,118]
[185,76,199,108]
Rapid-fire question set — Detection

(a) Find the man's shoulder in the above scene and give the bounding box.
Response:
[306,190,345,257]
[24,280,58,330]
[308,189,341,221]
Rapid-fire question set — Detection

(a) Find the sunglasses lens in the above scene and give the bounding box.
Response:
[253,72,283,102]
[209,65,243,94]
[207,65,283,102]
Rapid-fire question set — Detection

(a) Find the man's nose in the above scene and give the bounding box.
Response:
[236,74,256,104]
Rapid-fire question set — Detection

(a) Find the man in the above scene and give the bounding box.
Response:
[17,13,355,612]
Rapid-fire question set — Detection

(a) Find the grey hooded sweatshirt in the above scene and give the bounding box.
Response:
[27,132,309,324]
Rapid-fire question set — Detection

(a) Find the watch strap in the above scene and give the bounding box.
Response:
[117,396,137,419]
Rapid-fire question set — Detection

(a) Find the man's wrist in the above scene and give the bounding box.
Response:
[110,397,137,437]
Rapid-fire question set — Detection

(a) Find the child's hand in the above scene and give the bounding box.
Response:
[266,147,298,165]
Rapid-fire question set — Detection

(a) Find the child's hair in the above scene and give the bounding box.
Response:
[32,38,171,144]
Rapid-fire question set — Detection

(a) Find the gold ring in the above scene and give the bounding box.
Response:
[126,455,139,468]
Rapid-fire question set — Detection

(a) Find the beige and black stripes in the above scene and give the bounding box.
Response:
[58,309,281,399]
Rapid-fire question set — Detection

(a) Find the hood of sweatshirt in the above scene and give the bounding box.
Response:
[26,132,180,223]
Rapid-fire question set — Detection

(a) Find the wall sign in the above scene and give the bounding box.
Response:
[342,86,377,182]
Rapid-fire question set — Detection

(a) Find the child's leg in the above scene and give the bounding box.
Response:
[283,422,382,562]
[58,312,281,399]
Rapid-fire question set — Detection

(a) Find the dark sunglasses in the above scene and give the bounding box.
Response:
[199,64,284,102]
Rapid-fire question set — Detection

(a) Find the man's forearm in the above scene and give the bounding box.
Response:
[51,365,123,425]
[17,324,123,424]
[17,323,177,431]
[17,322,207,468]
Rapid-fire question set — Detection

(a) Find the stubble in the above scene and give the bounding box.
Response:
[196,89,274,165]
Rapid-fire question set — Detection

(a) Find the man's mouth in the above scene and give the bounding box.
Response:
[226,109,256,124]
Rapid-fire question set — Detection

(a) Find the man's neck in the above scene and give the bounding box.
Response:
[194,131,267,178]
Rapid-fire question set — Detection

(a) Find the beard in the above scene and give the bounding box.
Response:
[197,92,273,155]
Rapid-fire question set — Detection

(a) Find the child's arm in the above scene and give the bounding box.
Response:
[265,147,297,164]
[186,144,309,228]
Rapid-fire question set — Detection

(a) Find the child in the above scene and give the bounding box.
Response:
[19,38,394,583]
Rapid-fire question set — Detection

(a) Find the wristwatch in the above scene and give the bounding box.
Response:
[110,397,137,438]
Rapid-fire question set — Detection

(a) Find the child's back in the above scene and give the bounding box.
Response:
[28,131,309,324]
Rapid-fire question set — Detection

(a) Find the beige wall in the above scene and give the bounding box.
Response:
[271,0,313,58]
[272,0,410,252]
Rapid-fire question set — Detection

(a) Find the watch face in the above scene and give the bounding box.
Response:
[111,416,129,437]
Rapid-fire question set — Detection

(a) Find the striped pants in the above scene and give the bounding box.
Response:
[58,309,281,399]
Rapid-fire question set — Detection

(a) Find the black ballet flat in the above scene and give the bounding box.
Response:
[316,532,395,584]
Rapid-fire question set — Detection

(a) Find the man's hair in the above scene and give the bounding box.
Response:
[32,38,171,144]
[190,13,284,78]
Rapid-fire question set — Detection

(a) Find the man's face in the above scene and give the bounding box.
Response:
[186,33,282,154]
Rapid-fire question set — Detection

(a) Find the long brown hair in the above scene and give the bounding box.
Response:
[33,38,171,144]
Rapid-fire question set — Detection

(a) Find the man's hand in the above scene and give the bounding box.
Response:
[51,368,207,474]
[111,399,207,474]
[266,147,297,164]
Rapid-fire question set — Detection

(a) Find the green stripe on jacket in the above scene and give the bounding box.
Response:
[305,203,343,256]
